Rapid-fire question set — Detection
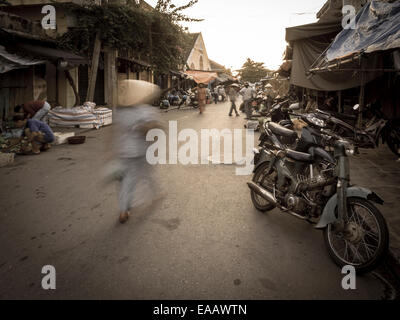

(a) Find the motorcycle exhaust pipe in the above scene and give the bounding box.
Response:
[247,181,278,205]
[247,182,308,221]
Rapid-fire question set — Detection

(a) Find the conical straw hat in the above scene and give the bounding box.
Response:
[117,80,161,107]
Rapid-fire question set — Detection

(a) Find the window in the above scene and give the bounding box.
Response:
[199,56,204,70]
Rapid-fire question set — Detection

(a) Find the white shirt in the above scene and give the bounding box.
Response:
[114,105,159,158]
[239,87,256,101]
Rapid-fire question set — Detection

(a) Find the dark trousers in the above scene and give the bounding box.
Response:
[213,93,218,104]
[244,100,252,118]
[229,101,239,115]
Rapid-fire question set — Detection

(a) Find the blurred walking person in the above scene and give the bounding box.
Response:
[197,83,207,114]
[106,80,164,224]
[228,84,240,117]
[213,86,219,104]
[239,82,255,119]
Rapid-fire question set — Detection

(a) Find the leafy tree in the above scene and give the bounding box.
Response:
[238,58,271,83]
[155,0,203,22]
[56,1,202,74]
[0,0,11,5]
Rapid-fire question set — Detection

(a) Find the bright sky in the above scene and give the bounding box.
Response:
[146,0,327,71]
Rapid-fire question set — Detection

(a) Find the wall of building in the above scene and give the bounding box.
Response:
[186,34,211,71]
[0,5,72,37]
[56,67,78,107]
[10,0,94,6]
[0,67,35,118]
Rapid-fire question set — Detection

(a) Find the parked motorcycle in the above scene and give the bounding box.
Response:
[248,121,389,273]
[188,90,199,108]
[313,105,400,157]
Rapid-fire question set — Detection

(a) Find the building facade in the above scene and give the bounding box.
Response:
[185,33,212,71]
[1,0,154,109]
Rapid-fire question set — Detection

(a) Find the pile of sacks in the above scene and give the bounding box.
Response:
[48,102,112,129]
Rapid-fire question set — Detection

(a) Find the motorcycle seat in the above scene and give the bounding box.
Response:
[286,149,313,162]
[331,112,357,121]
[268,122,297,139]
[316,109,357,121]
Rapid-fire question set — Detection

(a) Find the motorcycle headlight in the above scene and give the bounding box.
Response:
[345,145,355,156]
[339,140,355,156]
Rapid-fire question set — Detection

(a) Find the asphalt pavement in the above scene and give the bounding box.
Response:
[0,101,388,299]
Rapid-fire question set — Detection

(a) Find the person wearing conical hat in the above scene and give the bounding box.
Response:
[110,80,164,224]
[197,83,207,114]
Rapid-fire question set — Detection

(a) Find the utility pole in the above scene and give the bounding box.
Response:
[86,32,101,102]
[358,59,366,128]
[149,22,153,82]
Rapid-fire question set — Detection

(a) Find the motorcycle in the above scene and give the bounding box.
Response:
[188,91,199,108]
[313,105,400,157]
[248,121,389,273]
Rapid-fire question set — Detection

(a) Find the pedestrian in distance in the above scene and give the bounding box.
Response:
[213,86,219,104]
[197,83,207,114]
[228,84,240,117]
[239,82,256,120]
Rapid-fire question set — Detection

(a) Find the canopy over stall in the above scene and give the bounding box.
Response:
[286,17,381,91]
[309,0,400,74]
[0,45,45,73]
[184,70,218,84]
[15,43,87,69]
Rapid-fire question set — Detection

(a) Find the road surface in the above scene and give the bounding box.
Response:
[0,101,386,299]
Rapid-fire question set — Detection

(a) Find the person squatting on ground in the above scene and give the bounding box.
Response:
[228,85,240,117]
[14,100,52,122]
[13,115,55,154]
[106,80,164,224]
[239,82,256,119]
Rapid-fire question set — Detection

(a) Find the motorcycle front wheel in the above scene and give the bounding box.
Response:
[386,126,400,157]
[250,162,276,212]
[324,197,389,274]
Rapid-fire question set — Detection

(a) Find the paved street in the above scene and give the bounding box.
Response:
[0,101,390,299]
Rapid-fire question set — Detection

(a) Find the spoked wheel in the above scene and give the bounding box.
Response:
[324,197,389,274]
[250,163,276,212]
[386,127,400,157]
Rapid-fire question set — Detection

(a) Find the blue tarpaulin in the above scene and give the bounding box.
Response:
[326,0,400,61]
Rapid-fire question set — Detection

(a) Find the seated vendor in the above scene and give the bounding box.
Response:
[13,115,54,155]
[14,100,51,122]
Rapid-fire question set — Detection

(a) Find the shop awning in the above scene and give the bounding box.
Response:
[215,73,235,83]
[0,45,46,73]
[16,43,87,68]
[309,0,400,73]
[118,56,151,68]
[170,70,186,78]
[286,20,341,43]
[184,70,218,84]
[285,11,383,91]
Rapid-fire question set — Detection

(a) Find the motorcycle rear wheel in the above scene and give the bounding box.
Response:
[324,197,389,274]
[250,162,276,212]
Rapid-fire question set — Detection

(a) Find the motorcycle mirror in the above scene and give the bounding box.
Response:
[353,104,360,111]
